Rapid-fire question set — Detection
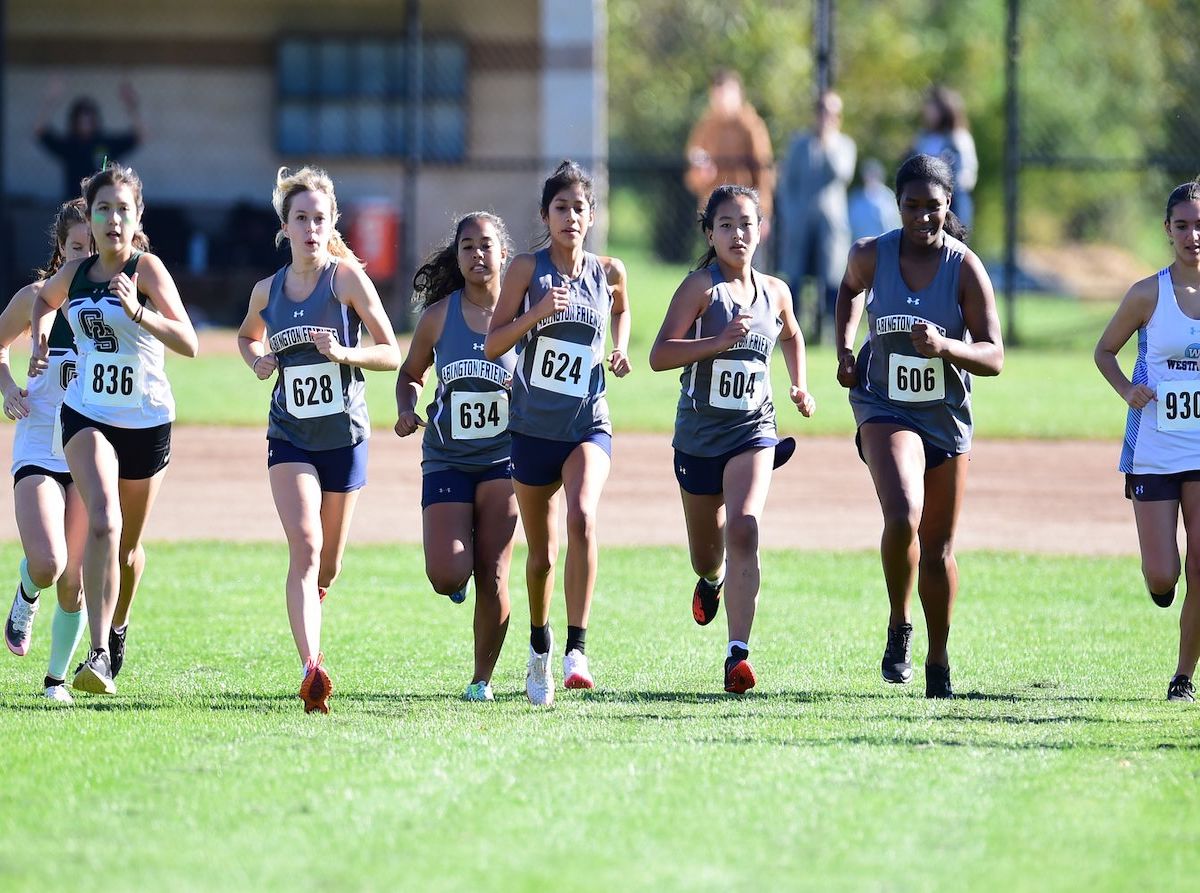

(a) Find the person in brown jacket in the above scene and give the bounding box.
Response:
[684,70,775,237]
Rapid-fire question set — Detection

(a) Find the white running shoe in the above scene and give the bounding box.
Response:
[525,631,555,707]
[563,649,595,689]
[464,681,494,702]
[5,585,40,656]
[43,684,74,706]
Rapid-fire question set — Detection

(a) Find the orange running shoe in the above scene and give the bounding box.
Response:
[300,653,333,713]
[318,587,328,603]
[724,651,756,694]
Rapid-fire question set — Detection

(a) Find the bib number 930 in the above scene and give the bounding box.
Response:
[1157,380,1200,431]
[283,362,345,419]
[888,354,945,403]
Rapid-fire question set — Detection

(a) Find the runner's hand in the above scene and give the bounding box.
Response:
[312,329,347,363]
[394,411,426,437]
[910,322,945,358]
[607,349,631,378]
[790,386,816,418]
[28,334,49,379]
[535,286,570,322]
[836,349,858,388]
[1124,383,1156,409]
[2,384,30,420]
[251,353,278,380]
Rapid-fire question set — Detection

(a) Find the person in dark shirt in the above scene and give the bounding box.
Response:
[33,77,145,200]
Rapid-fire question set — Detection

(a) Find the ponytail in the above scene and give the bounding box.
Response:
[35,198,90,280]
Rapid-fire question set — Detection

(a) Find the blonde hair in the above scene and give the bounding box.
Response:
[271,165,362,266]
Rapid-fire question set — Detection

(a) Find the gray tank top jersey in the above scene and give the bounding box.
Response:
[422,291,517,473]
[509,249,611,441]
[673,266,782,457]
[849,228,972,453]
[261,259,371,451]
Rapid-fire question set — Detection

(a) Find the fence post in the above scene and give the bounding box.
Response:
[814,0,835,95]
[1003,0,1020,345]
[398,0,423,330]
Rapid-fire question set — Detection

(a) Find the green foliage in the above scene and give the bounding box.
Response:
[608,0,1200,260]
[1,542,1197,890]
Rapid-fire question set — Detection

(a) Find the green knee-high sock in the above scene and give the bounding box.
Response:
[46,604,86,683]
[18,558,39,600]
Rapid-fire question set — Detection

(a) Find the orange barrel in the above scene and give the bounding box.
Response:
[348,198,400,278]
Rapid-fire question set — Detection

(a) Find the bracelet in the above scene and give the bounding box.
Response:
[251,355,264,372]
[132,305,145,325]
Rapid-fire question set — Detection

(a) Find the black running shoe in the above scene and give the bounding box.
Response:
[108,625,127,678]
[72,649,115,695]
[692,575,724,626]
[1168,674,1195,702]
[881,623,913,684]
[925,663,954,699]
[1150,586,1176,608]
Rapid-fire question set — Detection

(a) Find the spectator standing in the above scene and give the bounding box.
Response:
[777,91,856,339]
[912,86,978,232]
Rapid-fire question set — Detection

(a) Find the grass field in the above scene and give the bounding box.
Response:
[1,542,1196,891]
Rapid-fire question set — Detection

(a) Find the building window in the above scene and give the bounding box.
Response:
[276,36,466,161]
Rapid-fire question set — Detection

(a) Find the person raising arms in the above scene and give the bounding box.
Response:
[650,184,815,693]
[834,154,1003,699]
[1,199,91,703]
[1096,179,1200,702]
[237,166,400,714]
[485,160,631,706]
[30,163,199,696]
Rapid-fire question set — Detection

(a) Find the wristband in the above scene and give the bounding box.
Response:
[132,305,145,324]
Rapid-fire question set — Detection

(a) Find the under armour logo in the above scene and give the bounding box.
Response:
[439,487,451,494]
[473,342,485,351]
[293,309,305,318]
[677,466,686,475]
[1136,485,1144,496]
[906,297,920,306]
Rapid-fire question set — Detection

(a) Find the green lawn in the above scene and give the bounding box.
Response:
[1,542,1196,891]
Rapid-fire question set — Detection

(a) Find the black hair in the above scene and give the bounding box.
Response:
[68,97,100,134]
[412,212,513,307]
[1165,180,1200,222]
[693,184,761,271]
[894,154,968,243]
[35,198,90,280]
[81,161,151,252]
[535,160,596,248]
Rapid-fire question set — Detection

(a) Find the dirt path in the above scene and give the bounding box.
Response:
[0,426,1137,555]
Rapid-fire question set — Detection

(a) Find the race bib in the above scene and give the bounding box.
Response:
[709,358,767,411]
[81,354,144,409]
[530,337,592,398]
[283,362,345,419]
[888,354,945,403]
[1157,380,1200,431]
[451,391,507,440]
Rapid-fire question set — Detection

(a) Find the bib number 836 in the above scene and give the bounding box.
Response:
[91,362,135,397]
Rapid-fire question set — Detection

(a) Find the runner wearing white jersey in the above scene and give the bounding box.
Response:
[29,163,198,697]
[1097,179,1200,703]
[0,200,90,704]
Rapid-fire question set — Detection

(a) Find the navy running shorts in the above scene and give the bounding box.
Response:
[855,415,959,471]
[1125,470,1200,502]
[60,404,171,480]
[12,465,73,490]
[673,436,790,496]
[267,437,368,493]
[509,430,612,487]
[422,462,513,508]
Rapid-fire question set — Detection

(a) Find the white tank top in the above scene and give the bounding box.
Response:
[62,253,174,429]
[1120,267,1200,474]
